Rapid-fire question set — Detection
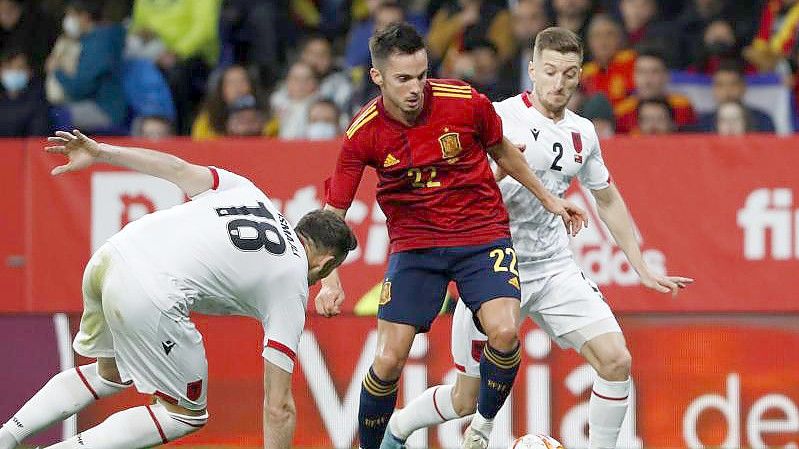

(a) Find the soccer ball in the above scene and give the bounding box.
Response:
[508,434,565,449]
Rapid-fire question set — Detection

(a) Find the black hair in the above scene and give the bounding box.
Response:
[295,210,357,262]
[635,47,667,67]
[369,22,425,67]
[714,59,745,78]
[0,46,28,64]
[637,97,673,119]
[66,0,103,21]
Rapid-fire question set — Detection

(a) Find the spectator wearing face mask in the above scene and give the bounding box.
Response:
[270,61,320,139]
[689,19,755,75]
[0,0,57,75]
[0,48,49,136]
[132,115,174,140]
[305,98,342,140]
[46,0,126,132]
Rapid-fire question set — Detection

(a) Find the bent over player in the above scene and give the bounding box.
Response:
[382,27,693,449]
[315,23,587,449]
[0,130,356,449]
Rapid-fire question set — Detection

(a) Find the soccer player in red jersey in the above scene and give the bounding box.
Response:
[317,23,587,449]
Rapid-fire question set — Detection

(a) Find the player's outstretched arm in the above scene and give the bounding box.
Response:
[263,361,296,449]
[591,184,693,296]
[488,137,588,236]
[45,130,213,197]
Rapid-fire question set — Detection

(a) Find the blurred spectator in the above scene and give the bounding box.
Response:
[192,65,274,139]
[674,0,726,68]
[346,1,408,108]
[270,61,320,139]
[689,19,754,75]
[132,115,174,140]
[298,34,353,114]
[345,1,424,70]
[226,94,267,137]
[693,63,775,132]
[130,0,221,134]
[499,0,550,94]
[219,0,292,90]
[636,97,675,134]
[580,93,615,138]
[451,38,511,101]
[427,0,513,74]
[0,48,48,136]
[618,0,658,47]
[551,0,592,40]
[47,0,126,132]
[0,0,57,75]
[744,0,799,73]
[715,100,749,136]
[581,14,635,104]
[614,49,696,133]
[306,98,342,140]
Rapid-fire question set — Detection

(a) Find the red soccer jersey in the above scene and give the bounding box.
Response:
[327,79,511,253]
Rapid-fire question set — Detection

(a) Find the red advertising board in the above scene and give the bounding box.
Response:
[13,135,799,313]
[69,314,799,448]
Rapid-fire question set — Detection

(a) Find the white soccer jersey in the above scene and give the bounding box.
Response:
[493,93,611,270]
[106,167,309,343]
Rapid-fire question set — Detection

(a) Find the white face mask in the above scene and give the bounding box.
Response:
[63,15,81,38]
[1,69,29,92]
[306,122,338,140]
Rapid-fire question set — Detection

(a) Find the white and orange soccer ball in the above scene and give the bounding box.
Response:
[509,434,565,449]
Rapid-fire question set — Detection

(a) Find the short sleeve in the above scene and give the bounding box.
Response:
[577,129,611,190]
[260,278,308,373]
[474,90,503,149]
[191,167,257,200]
[326,137,368,210]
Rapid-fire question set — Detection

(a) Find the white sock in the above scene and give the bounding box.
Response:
[468,411,493,437]
[389,385,461,441]
[44,402,207,449]
[588,376,630,449]
[0,363,128,445]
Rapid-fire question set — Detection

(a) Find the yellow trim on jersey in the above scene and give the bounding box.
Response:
[346,108,378,138]
[429,81,471,90]
[615,49,636,63]
[347,103,376,130]
[433,92,473,99]
[431,85,474,95]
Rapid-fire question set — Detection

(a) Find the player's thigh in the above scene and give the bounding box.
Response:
[451,300,487,377]
[528,263,621,352]
[102,276,209,411]
[451,238,521,319]
[263,295,306,374]
[377,249,450,332]
[73,244,116,358]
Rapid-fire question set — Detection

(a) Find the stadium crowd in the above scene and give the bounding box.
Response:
[0,0,795,139]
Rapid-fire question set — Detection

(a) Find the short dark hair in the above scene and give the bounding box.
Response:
[714,59,745,78]
[0,46,28,65]
[295,210,357,262]
[534,27,583,61]
[637,97,673,119]
[635,47,667,67]
[67,0,103,21]
[369,22,425,67]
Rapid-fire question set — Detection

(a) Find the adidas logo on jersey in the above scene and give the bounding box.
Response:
[568,185,666,286]
[508,277,520,290]
[383,153,400,167]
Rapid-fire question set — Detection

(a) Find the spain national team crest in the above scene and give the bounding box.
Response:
[379,280,392,306]
[439,131,462,163]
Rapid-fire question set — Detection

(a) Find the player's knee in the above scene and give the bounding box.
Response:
[486,326,519,352]
[372,352,407,380]
[597,348,632,381]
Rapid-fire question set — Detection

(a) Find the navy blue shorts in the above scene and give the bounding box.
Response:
[377,238,521,332]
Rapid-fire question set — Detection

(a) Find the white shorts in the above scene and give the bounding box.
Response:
[452,261,621,376]
[73,244,209,410]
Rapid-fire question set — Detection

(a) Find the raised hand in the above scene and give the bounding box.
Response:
[45,129,102,175]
